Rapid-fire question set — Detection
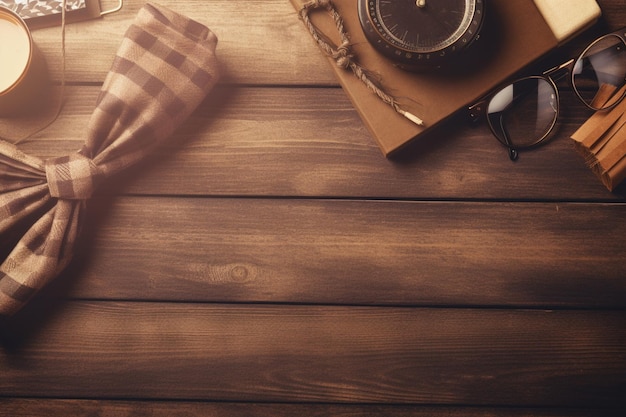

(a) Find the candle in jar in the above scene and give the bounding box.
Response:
[0,9,32,94]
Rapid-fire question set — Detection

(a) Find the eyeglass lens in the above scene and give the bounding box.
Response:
[486,77,558,150]
[573,34,626,110]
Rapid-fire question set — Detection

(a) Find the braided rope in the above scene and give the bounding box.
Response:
[299,0,424,126]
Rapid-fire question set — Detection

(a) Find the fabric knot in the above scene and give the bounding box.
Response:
[45,153,100,200]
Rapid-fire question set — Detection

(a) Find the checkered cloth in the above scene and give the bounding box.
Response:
[0,3,220,316]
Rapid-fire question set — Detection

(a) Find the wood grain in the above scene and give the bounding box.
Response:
[1,1,625,415]
[12,85,626,201]
[37,197,623,308]
[2,399,624,417]
[2,302,625,407]
[30,0,334,85]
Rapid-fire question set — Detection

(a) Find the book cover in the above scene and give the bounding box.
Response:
[290,0,601,156]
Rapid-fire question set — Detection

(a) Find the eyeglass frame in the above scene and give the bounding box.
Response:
[468,27,626,161]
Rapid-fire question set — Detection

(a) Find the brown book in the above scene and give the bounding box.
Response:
[290,0,601,156]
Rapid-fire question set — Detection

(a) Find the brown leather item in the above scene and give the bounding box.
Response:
[571,84,626,191]
[291,0,599,156]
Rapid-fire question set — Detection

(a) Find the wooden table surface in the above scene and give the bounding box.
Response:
[1,0,625,416]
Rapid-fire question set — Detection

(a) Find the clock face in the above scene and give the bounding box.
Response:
[374,0,477,52]
[358,0,484,69]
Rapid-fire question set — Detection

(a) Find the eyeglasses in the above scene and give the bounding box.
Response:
[469,27,626,161]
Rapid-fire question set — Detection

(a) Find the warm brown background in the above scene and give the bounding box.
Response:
[1,0,625,416]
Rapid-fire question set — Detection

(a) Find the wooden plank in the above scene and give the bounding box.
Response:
[1,399,624,417]
[12,86,625,201]
[28,198,624,308]
[1,302,624,406]
[596,0,626,28]
[30,0,335,85]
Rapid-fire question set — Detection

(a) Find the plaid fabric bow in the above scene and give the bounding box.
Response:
[0,3,220,317]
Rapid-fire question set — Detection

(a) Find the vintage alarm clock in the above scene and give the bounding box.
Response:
[358,0,485,70]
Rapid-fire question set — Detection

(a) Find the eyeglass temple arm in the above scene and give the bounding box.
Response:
[467,101,519,161]
[493,115,519,161]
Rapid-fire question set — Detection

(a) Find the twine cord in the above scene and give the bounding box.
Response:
[299,0,424,126]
